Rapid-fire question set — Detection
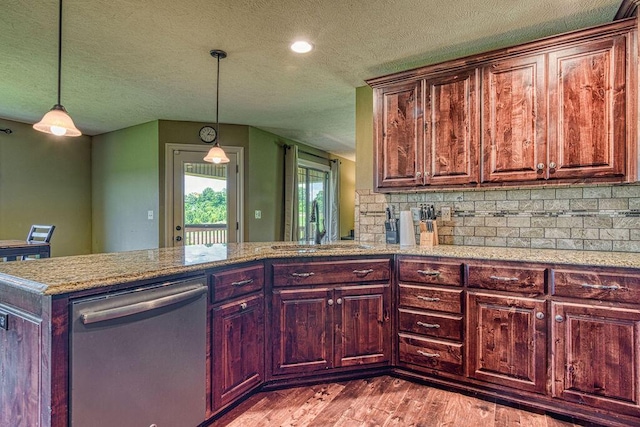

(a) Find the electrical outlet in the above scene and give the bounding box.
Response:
[410,207,421,222]
[147,210,154,220]
[441,206,452,222]
[255,210,262,219]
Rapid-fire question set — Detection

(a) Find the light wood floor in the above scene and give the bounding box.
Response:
[212,376,584,427]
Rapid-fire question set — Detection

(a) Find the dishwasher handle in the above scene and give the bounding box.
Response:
[80,285,207,325]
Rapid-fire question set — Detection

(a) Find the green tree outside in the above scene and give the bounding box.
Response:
[185,187,227,224]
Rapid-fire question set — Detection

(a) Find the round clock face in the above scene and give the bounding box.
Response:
[199,126,217,143]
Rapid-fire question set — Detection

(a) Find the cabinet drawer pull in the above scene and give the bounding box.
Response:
[489,275,519,282]
[231,279,254,287]
[580,283,620,291]
[417,270,440,277]
[240,302,248,310]
[291,272,315,278]
[417,350,440,358]
[417,321,440,329]
[417,296,440,302]
[352,269,374,275]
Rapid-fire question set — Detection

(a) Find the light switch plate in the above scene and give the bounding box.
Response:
[441,206,452,222]
[410,207,421,222]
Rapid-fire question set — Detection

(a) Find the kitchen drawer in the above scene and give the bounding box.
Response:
[398,333,463,375]
[398,259,463,287]
[398,308,463,341]
[467,263,546,294]
[211,264,264,303]
[272,259,390,286]
[399,284,462,313]
[552,268,640,303]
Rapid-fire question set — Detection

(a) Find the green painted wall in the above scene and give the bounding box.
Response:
[92,121,159,253]
[355,85,374,191]
[0,118,92,256]
[334,155,356,237]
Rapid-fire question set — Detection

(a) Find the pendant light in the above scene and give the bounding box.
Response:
[203,49,230,164]
[33,0,81,137]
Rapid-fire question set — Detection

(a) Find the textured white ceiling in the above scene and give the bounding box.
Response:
[0,0,623,159]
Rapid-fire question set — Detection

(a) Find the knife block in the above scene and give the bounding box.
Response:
[419,221,438,248]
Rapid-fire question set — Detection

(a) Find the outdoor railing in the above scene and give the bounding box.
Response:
[185,224,227,245]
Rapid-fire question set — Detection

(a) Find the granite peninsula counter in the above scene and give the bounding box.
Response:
[0,241,638,295]
[2,242,640,427]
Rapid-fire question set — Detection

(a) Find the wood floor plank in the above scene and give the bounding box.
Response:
[279,382,346,426]
[348,376,411,425]
[437,388,496,426]
[305,378,373,427]
[384,382,450,426]
[212,376,581,427]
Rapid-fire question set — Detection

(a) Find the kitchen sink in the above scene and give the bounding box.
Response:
[270,244,372,252]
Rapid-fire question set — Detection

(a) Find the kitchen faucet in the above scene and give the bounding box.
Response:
[309,199,326,244]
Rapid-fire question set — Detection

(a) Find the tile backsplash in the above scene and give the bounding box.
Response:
[355,184,640,253]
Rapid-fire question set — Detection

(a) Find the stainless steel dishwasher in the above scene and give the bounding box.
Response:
[70,277,208,427]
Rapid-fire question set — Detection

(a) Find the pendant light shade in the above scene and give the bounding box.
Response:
[203,49,229,164]
[34,104,81,137]
[34,0,81,137]
[203,145,230,164]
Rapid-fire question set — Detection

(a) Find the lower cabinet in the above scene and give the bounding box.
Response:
[212,293,264,410]
[552,302,640,418]
[467,292,547,394]
[272,284,390,376]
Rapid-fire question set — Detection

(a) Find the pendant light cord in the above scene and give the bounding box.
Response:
[57,0,63,106]
[215,53,220,145]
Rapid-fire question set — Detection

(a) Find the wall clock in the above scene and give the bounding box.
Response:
[199,125,217,143]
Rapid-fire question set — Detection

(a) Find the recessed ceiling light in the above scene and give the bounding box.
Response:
[290,41,313,54]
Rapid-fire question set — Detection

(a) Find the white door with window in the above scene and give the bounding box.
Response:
[165,144,243,247]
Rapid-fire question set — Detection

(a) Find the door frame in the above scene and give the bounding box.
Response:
[164,143,244,247]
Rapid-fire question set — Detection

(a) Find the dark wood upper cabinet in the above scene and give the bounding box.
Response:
[548,36,628,180]
[425,69,480,185]
[374,80,423,189]
[369,18,637,191]
[482,55,546,183]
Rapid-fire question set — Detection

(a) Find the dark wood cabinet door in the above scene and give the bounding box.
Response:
[548,36,627,180]
[334,284,390,367]
[552,302,640,417]
[0,305,44,427]
[425,69,479,185]
[482,55,546,182]
[272,288,333,375]
[212,294,264,410]
[374,80,424,189]
[467,292,547,394]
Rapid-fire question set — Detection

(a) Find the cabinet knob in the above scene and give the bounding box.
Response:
[535,312,545,320]
[549,162,557,169]
[555,315,564,323]
[416,171,422,178]
[336,298,343,305]
[328,299,334,306]
[240,302,248,310]
[537,163,545,170]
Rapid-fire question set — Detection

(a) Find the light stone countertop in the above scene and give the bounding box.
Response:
[0,242,638,296]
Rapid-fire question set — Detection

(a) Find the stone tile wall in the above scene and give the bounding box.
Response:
[355,184,640,253]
